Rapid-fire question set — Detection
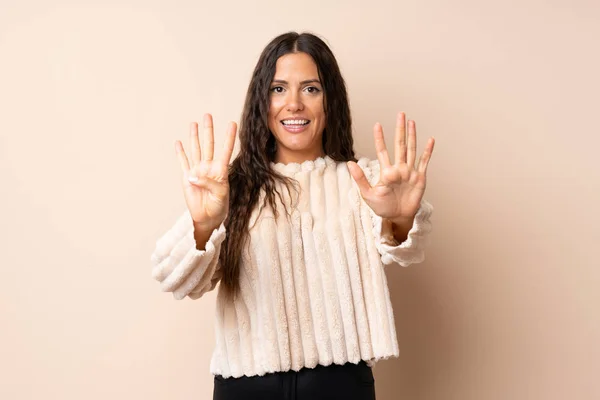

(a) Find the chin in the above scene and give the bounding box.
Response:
[279,136,316,150]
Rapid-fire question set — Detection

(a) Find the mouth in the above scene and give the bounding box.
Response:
[280,118,311,133]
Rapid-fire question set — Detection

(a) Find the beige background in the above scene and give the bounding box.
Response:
[1,0,599,399]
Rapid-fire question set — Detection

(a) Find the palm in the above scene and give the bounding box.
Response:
[349,112,435,221]
[182,160,229,223]
[175,114,237,229]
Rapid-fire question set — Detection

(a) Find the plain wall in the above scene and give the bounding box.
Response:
[1,0,598,399]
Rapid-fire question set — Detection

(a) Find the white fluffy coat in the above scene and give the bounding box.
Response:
[151,156,433,378]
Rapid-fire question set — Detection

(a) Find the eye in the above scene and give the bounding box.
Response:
[270,86,284,93]
[304,86,321,94]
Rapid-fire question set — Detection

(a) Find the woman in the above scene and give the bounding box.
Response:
[151,31,435,400]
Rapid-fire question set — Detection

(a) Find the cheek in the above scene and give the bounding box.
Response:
[267,101,278,129]
[312,102,326,129]
[309,99,325,120]
[268,99,284,123]
[267,116,277,134]
[270,96,286,111]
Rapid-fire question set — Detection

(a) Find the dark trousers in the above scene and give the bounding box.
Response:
[213,360,376,400]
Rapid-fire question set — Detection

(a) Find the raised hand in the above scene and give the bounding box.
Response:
[175,113,237,230]
[347,112,435,224]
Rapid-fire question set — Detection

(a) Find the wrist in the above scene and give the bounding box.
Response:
[193,220,222,232]
[388,214,416,227]
[192,220,222,251]
[386,215,416,245]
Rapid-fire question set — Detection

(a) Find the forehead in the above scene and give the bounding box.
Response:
[273,52,319,79]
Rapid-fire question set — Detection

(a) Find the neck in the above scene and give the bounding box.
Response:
[274,148,326,165]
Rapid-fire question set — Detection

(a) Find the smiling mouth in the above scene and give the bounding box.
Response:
[281,119,311,126]
[280,119,311,133]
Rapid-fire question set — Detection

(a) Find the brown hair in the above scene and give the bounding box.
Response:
[219,31,357,300]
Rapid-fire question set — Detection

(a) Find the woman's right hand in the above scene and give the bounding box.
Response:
[175,113,237,230]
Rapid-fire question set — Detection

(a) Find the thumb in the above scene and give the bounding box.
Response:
[347,161,372,197]
[187,173,228,197]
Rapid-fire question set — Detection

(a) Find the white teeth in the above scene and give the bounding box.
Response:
[282,119,309,125]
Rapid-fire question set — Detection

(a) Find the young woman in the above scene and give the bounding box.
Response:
[151,31,435,400]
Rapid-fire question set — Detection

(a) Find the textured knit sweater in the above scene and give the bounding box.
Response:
[150,155,433,379]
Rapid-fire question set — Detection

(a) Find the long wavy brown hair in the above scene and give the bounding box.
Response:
[219,31,358,301]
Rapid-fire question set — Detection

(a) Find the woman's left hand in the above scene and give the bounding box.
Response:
[348,112,435,225]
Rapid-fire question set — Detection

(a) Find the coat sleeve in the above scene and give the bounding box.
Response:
[150,210,226,300]
[357,157,434,267]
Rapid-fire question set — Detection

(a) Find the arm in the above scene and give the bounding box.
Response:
[150,210,226,300]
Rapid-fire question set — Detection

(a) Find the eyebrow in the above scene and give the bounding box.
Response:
[271,79,322,85]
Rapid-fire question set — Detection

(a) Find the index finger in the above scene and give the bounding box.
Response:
[374,122,392,168]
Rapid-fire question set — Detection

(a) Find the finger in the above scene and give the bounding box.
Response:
[395,112,407,165]
[373,122,392,168]
[188,174,228,197]
[203,113,214,162]
[175,140,191,172]
[407,120,417,168]
[220,121,237,173]
[417,137,435,175]
[190,122,201,165]
[347,161,373,197]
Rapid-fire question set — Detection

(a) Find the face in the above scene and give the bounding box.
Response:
[268,52,326,164]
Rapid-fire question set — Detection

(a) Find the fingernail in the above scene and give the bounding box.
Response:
[188,174,199,183]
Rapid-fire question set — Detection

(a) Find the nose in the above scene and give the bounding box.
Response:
[285,90,304,112]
